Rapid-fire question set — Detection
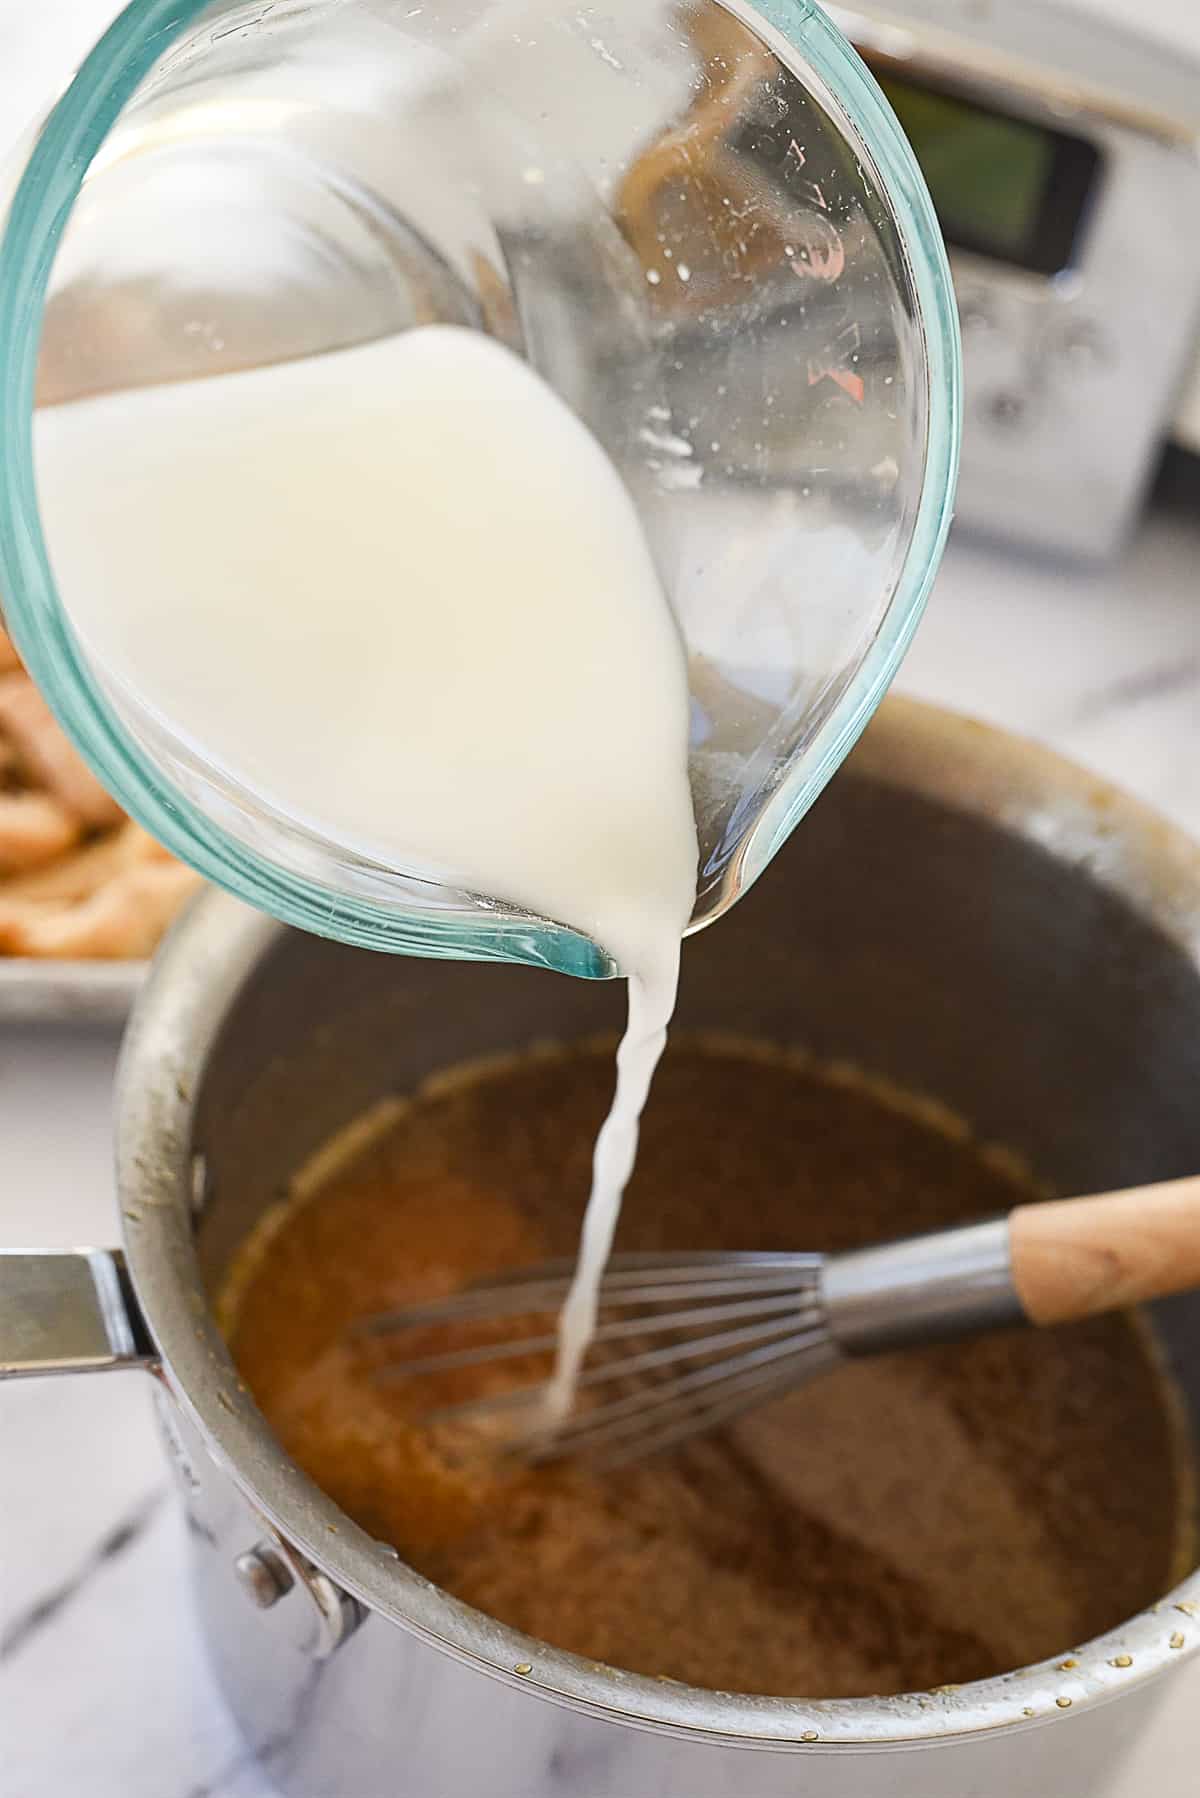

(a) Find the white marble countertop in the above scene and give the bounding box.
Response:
[2,5,1200,1795]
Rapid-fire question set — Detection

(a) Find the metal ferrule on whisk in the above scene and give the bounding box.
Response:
[821,1218,1025,1356]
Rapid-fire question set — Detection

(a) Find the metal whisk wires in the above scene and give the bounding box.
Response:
[358,1204,1176,1464]
[357,1251,833,1464]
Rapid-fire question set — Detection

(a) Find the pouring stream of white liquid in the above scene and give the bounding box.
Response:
[35,326,698,1416]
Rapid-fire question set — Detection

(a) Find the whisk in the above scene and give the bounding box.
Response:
[358,1174,1200,1465]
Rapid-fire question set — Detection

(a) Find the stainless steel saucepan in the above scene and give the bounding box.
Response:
[3,697,1198,1798]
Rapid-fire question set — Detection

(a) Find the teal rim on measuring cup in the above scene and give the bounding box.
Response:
[0,0,961,977]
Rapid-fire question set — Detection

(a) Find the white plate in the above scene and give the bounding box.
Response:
[0,957,146,1023]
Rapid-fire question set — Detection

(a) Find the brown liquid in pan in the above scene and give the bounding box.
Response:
[224,1039,1196,1698]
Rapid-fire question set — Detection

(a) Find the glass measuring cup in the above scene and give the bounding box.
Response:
[0,0,960,978]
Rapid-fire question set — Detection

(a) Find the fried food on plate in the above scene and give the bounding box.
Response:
[0,791,81,873]
[0,859,203,959]
[0,672,122,828]
[0,819,165,903]
[0,646,201,962]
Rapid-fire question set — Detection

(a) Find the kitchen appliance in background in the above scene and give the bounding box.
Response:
[832,0,1200,561]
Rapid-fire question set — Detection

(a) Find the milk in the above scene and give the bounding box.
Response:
[35,327,698,1414]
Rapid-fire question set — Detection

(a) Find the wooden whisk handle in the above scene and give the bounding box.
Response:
[1010,1175,1200,1325]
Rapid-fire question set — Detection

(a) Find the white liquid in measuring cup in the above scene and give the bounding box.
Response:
[35,326,698,1417]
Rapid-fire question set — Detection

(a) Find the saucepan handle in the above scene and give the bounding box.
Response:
[0,1248,155,1377]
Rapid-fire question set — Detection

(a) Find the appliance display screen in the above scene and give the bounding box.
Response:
[875,71,1102,277]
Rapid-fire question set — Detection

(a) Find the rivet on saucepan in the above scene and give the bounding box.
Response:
[1176,1602,1198,1618]
[1109,1655,1133,1669]
[800,1731,819,1743]
[1169,1633,1186,1650]
[1057,1659,1077,1671]
[514,1663,533,1677]
[1055,1697,1072,1709]
[234,1545,294,1610]
[1022,1708,1035,1718]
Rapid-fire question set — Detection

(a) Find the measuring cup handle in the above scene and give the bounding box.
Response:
[0,1248,154,1378]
